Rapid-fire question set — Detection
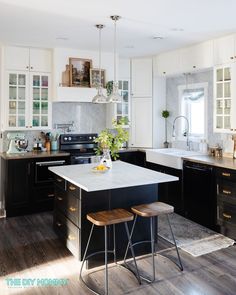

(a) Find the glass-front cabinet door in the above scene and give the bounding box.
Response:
[214,65,233,132]
[6,72,28,129]
[116,80,130,126]
[30,73,50,128]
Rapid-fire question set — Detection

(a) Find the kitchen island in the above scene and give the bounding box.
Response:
[49,161,178,267]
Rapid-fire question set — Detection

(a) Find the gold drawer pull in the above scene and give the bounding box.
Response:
[222,172,230,177]
[223,213,232,219]
[69,185,76,191]
[57,197,63,201]
[56,222,62,227]
[68,234,76,241]
[69,206,77,212]
[56,178,63,183]
[48,193,55,198]
[222,190,231,195]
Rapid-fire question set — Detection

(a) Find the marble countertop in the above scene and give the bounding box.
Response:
[0,151,70,160]
[183,155,236,170]
[49,160,178,192]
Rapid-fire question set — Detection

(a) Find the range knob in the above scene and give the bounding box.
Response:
[64,137,68,141]
[93,136,96,139]
[68,137,72,141]
[89,136,92,140]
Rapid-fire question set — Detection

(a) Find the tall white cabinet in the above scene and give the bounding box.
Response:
[2,46,52,130]
[130,58,153,148]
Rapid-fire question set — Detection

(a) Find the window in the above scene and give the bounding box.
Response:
[178,83,208,139]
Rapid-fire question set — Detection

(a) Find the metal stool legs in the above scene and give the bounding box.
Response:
[124,213,183,284]
[80,222,140,295]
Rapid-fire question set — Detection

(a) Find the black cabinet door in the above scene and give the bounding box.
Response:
[117,151,146,167]
[5,159,33,216]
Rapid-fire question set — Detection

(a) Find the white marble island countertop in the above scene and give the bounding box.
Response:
[49,161,178,192]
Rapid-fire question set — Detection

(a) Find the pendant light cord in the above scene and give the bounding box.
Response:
[114,19,117,83]
[99,25,102,88]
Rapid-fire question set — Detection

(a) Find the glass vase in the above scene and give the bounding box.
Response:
[100,148,112,168]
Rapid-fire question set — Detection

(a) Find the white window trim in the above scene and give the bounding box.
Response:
[178,82,208,141]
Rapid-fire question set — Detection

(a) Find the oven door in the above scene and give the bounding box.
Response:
[35,160,66,184]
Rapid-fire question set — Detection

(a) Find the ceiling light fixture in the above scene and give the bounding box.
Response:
[92,24,109,104]
[108,15,122,103]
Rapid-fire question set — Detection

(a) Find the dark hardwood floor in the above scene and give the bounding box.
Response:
[0,212,235,295]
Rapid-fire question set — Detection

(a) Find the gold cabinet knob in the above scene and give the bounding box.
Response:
[69,185,76,191]
[223,213,231,219]
[69,206,77,212]
[57,196,63,201]
[222,172,230,177]
[68,234,76,241]
[222,189,231,195]
[48,193,55,198]
[56,178,63,183]
[56,222,62,227]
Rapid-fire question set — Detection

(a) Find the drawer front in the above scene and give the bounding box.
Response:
[55,185,80,227]
[34,186,55,201]
[217,181,236,199]
[66,181,80,196]
[54,210,80,257]
[216,168,236,182]
[54,175,65,189]
[217,202,236,226]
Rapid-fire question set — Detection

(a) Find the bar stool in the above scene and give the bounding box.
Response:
[124,202,183,283]
[80,208,141,295]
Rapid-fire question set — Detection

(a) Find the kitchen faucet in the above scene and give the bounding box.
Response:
[172,115,190,150]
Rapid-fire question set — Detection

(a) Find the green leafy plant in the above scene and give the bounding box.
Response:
[94,117,129,160]
[162,110,170,118]
[106,81,113,96]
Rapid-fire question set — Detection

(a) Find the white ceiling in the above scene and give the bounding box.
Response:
[0,0,236,57]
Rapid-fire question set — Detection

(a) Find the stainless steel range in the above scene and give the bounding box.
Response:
[59,133,98,164]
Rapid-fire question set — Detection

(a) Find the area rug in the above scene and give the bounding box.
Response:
[158,213,235,257]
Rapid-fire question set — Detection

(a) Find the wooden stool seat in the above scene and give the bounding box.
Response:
[87,208,134,226]
[131,201,174,217]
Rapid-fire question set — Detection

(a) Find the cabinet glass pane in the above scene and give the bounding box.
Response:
[216,100,223,114]
[216,84,223,98]
[118,81,122,89]
[41,76,48,87]
[217,69,223,82]
[122,91,128,102]
[18,87,26,100]
[33,88,40,100]
[33,102,40,114]
[41,88,48,100]
[41,116,48,127]
[33,116,40,127]
[18,102,25,114]
[9,101,16,114]
[224,99,231,115]
[117,116,122,124]
[122,103,128,115]
[9,74,17,85]
[9,116,16,127]
[41,102,48,114]
[123,81,128,90]
[117,103,122,115]
[224,116,231,129]
[9,86,17,100]
[18,74,26,86]
[224,82,231,98]
[216,116,223,129]
[33,75,40,87]
[18,116,25,127]
[224,68,231,81]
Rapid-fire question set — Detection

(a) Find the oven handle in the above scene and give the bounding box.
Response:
[35,160,66,166]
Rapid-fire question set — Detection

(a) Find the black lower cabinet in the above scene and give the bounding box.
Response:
[117,151,146,167]
[183,160,216,230]
[146,161,183,215]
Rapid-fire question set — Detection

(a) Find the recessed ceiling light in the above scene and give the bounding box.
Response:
[170,28,184,32]
[56,37,69,41]
[152,36,164,40]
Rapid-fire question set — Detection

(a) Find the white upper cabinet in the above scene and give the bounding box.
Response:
[213,35,235,65]
[4,46,52,72]
[156,50,181,76]
[180,41,213,72]
[131,58,152,97]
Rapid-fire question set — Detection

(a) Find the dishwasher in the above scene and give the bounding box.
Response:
[183,160,216,230]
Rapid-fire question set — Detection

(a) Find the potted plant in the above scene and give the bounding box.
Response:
[94,117,129,167]
[162,110,170,148]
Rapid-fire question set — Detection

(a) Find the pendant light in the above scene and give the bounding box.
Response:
[108,15,122,103]
[92,24,109,103]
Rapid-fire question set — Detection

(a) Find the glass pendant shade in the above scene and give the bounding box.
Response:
[92,24,108,104]
[109,15,122,103]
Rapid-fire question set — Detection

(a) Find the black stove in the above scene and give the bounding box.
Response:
[59,133,98,164]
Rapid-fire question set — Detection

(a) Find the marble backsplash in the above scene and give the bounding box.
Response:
[166,69,231,152]
[2,102,107,152]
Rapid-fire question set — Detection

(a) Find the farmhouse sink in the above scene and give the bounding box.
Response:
[145,148,202,169]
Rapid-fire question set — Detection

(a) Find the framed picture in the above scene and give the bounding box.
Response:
[90,68,106,88]
[69,58,92,87]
